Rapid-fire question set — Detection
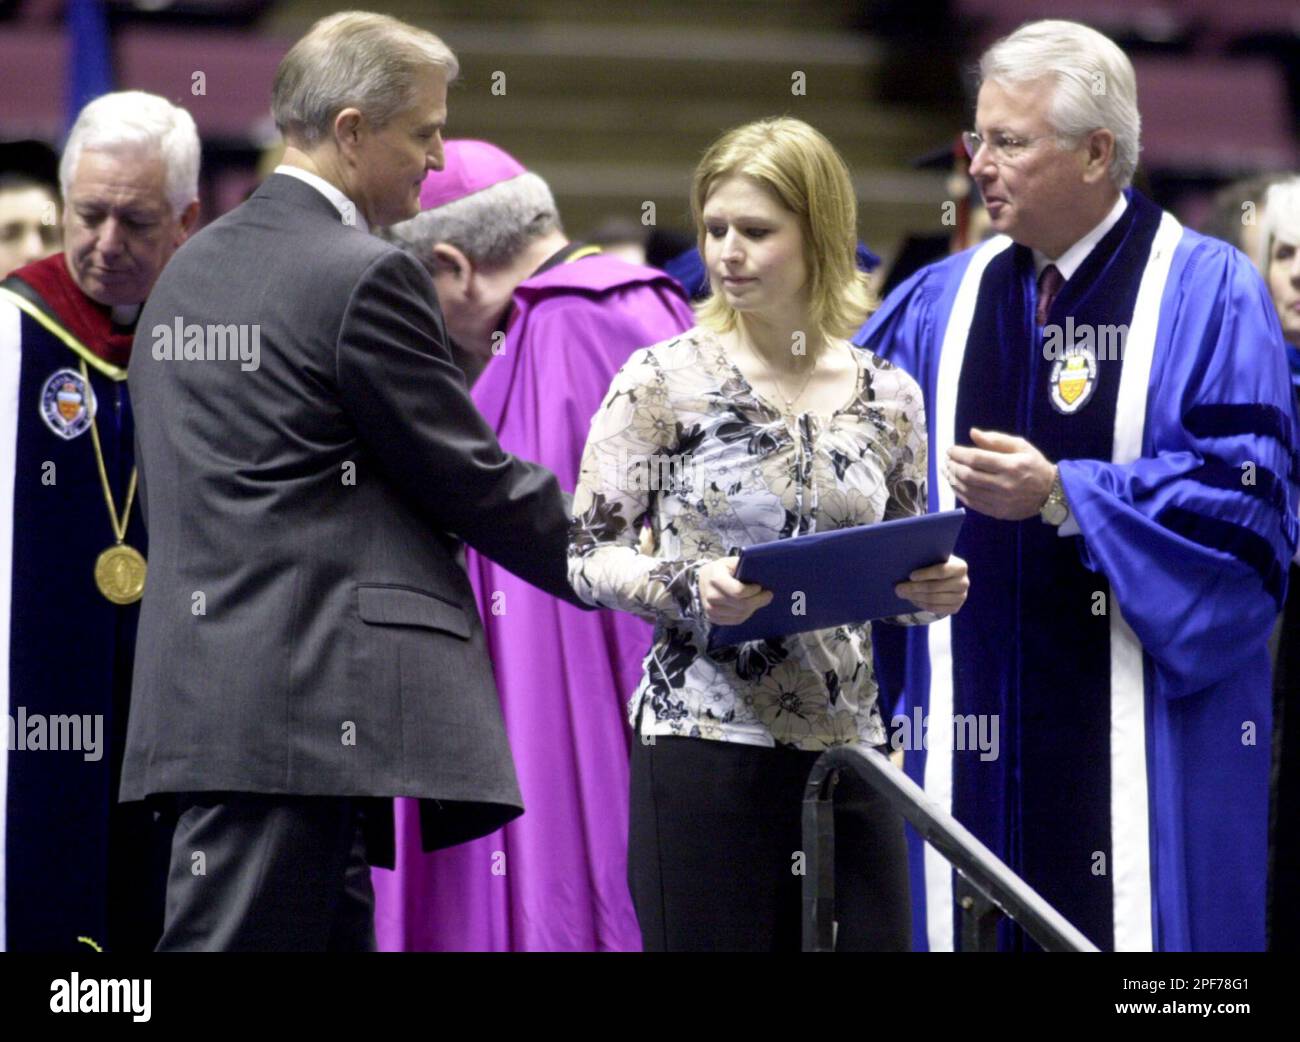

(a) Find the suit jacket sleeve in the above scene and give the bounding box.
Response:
[335,247,587,609]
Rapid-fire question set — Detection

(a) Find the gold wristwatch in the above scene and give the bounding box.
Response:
[1039,467,1069,526]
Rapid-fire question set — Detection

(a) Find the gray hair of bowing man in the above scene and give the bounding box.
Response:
[381,140,567,377]
[385,170,561,273]
[271,10,459,147]
[979,19,1142,188]
[60,91,201,216]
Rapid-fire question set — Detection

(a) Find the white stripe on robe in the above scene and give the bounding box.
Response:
[1107,210,1182,952]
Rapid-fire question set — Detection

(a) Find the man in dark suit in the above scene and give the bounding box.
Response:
[120,11,585,951]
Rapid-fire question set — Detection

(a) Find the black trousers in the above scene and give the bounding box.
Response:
[155,793,376,952]
[1271,562,1300,950]
[628,733,911,952]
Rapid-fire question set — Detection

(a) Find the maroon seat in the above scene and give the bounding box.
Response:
[0,28,65,139]
[118,29,287,141]
[955,0,1191,49]
[1134,55,1298,173]
[0,25,288,143]
[1181,0,1300,47]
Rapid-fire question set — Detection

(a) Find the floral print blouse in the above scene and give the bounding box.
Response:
[567,326,934,751]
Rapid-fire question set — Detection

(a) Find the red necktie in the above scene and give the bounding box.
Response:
[1036,263,1065,326]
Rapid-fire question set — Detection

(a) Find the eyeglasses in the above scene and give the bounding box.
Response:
[961,130,1051,163]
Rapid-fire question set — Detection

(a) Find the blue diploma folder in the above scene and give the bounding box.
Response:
[706,509,966,650]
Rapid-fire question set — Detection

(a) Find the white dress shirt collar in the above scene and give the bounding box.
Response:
[1033,192,1128,280]
[272,164,369,234]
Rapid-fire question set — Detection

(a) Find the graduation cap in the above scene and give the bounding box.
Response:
[0,139,59,191]
[879,136,986,298]
[912,139,968,177]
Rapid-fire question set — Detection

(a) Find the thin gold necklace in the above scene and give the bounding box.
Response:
[735,334,824,418]
[771,363,816,418]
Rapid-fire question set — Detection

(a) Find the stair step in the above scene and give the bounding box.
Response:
[444,96,951,166]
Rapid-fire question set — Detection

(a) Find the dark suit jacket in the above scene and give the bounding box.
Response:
[120,173,585,859]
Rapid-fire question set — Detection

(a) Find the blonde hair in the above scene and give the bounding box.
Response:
[690,117,874,344]
[272,11,458,147]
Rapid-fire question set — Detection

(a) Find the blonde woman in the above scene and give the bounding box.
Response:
[568,118,968,951]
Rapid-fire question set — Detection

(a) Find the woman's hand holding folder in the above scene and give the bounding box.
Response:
[698,557,773,625]
[894,556,970,617]
[698,550,969,629]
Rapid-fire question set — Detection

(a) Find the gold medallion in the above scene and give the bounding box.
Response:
[79,359,144,605]
[94,543,146,604]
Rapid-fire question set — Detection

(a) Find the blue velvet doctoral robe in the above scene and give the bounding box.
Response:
[0,271,163,952]
[855,189,1297,952]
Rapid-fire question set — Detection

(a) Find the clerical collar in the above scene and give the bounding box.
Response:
[273,164,370,234]
[111,303,141,328]
[532,241,600,278]
[1033,193,1128,280]
[490,242,600,337]
[3,251,135,366]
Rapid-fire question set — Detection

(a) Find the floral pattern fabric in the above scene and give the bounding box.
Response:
[567,326,933,751]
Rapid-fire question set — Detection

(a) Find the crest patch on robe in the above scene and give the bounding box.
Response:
[1048,346,1098,415]
[39,367,96,439]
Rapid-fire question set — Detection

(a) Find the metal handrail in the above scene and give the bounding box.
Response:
[801,743,1099,952]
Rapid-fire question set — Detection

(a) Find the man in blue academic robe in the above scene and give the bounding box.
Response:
[856,21,1296,952]
[0,92,199,951]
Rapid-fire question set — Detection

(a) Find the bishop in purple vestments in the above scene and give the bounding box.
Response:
[373,141,693,950]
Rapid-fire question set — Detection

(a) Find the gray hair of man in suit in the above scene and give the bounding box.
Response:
[271,11,456,228]
[272,11,458,146]
[979,19,1142,189]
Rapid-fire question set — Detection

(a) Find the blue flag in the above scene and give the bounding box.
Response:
[66,0,115,135]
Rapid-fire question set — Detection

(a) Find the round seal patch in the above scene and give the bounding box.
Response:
[1048,347,1098,415]
[39,367,96,440]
